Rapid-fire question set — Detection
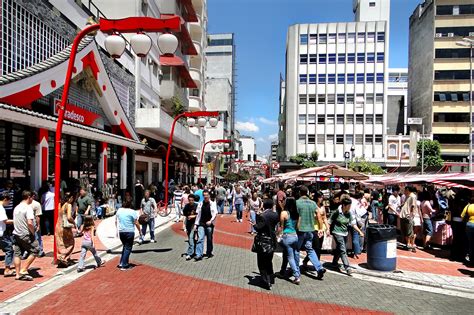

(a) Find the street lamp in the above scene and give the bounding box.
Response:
[456,38,473,173]
[52,16,181,263]
[198,139,231,183]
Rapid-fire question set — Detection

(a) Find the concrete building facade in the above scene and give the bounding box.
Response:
[241,136,256,162]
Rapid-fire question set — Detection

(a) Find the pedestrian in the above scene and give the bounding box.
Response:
[387,186,401,226]
[253,198,279,290]
[56,192,77,267]
[303,191,329,265]
[276,184,286,214]
[226,185,234,214]
[296,186,326,279]
[77,216,105,272]
[233,185,245,223]
[30,192,45,257]
[134,180,145,209]
[76,188,94,237]
[12,191,40,281]
[183,194,198,260]
[41,184,55,236]
[419,191,436,249]
[461,197,474,266]
[0,192,15,277]
[181,186,191,231]
[173,185,184,223]
[329,196,365,276]
[275,197,301,284]
[194,183,204,204]
[400,186,419,252]
[115,199,142,270]
[0,180,15,218]
[194,190,217,261]
[248,191,263,235]
[349,192,367,259]
[215,184,227,214]
[139,190,157,244]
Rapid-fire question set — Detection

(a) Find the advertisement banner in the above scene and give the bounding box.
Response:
[54,99,102,127]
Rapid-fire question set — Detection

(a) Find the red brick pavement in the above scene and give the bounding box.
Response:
[1,225,106,303]
[173,213,474,277]
[20,257,389,315]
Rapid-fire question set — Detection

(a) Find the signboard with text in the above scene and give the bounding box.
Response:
[54,99,102,128]
[408,117,422,125]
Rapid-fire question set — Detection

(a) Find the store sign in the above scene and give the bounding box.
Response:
[54,99,101,127]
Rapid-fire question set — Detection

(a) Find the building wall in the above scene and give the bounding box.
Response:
[241,137,256,161]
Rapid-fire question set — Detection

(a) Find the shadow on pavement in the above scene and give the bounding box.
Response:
[244,273,270,290]
[107,248,173,255]
[458,268,474,277]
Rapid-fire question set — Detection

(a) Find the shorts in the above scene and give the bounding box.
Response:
[13,234,40,258]
[400,218,414,237]
[423,218,433,236]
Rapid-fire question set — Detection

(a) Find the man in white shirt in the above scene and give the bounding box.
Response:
[349,192,367,258]
[387,186,401,227]
[0,192,15,276]
[41,187,55,236]
[13,190,40,281]
[31,192,45,257]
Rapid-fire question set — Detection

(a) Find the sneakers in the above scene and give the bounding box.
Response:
[274,271,285,279]
[185,255,192,261]
[346,268,353,276]
[77,268,85,273]
[292,277,301,285]
[150,239,156,243]
[120,265,133,271]
[137,239,143,245]
[194,256,203,262]
[206,253,214,259]
[316,268,326,280]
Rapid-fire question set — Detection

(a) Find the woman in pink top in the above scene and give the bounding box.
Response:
[419,191,436,249]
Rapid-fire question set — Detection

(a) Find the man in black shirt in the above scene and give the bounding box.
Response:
[182,194,198,260]
[194,191,217,261]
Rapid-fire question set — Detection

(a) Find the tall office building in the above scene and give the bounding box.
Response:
[408,0,474,162]
[282,0,390,164]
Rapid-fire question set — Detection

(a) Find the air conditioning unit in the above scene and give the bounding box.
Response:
[435,33,443,38]
[447,33,454,37]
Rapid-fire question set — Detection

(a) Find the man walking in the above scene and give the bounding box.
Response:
[215,184,226,215]
[194,191,217,261]
[41,184,55,235]
[183,194,198,260]
[30,192,45,257]
[76,188,93,236]
[13,191,40,281]
[0,192,15,277]
[387,186,401,226]
[139,190,157,244]
[296,186,326,279]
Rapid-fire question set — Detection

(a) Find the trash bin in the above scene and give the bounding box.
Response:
[367,224,397,271]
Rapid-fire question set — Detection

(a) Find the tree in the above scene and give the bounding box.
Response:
[171,96,185,117]
[348,157,385,175]
[416,139,444,167]
[289,151,319,168]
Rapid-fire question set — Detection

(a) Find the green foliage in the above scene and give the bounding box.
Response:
[348,157,385,175]
[289,151,318,168]
[416,139,444,167]
[171,96,185,117]
[224,171,249,182]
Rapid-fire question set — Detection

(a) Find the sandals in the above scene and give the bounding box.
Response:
[4,270,16,277]
[16,274,33,281]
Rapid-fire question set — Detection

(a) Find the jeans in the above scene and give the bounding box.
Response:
[77,240,102,269]
[217,200,225,214]
[175,202,182,221]
[387,213,398,227]
[333,234,350,270]
[42,211,54,235]
[35,230,43,254]
[227,199,233,214]
[371,201,378,221]
[466,222,474,263]
[297,231,323,272]
[185,222,196,256]
[119,232,134,267]
[76,214,85,231]
[249,210,256,233]
[96,206,104,219]
[195,225,214,258]
[141,217,155,241]
[350,226,362,255]
[303,231,323,263]
[235,203,243,220]
[0,233,14,267]
[280,234,300,278]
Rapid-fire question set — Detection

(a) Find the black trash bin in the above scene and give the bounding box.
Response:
[367,224,397,271]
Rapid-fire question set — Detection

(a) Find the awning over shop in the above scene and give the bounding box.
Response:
[264,164,368,183]
[160,55,197,89]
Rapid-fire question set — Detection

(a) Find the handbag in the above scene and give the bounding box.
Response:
[251,234,275,254]
[321,234,334,251]
[138,214,150,225]
[62,205,74,229]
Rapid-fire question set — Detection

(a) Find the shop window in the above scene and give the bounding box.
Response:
[403,144,410,157]
[389,144,397,157]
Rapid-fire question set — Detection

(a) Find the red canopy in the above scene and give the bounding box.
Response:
[160,55,197,89]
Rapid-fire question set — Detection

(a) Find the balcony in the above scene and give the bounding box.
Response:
[160,79,189,113]
[193,40,202,56]
[189,96,202,111]
[441,143,469,155]
[190,67,202,88]
[135,107,200,150]
[189,17,203,43]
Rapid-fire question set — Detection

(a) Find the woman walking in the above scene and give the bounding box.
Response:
[461,197,474,266]
[303,192,329,266]
[56,192,76,268]
[233,185,245,223]
[248,192,263,235]
[115,199,142,270]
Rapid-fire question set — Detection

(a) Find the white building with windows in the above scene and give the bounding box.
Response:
[282,0,390,164]
[241,136,256,162]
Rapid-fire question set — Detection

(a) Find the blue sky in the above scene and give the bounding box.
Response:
[207,0,416,156]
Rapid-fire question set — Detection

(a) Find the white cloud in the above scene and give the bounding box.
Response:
[258,117,277,126]
[268,133,278,141]
[256,137,265,142]
[236,121,259,133]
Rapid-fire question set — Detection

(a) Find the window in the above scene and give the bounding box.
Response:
[309,54,317,63]
[347,73,355,83]
[437,5,474,16]
[299,114,306,124]
[318,94,326,104]
[327,114,335,124]
[347,53,355,63]
[434,91,471,102]
[338,54,346,63]
[403,144,410,156]
[434,70,471,80]
[376,93,383,103]
[299,94,307,104]
[357,32,365,43]
[337,114,344,124]
[308,114,316,124]
[338,73,345,83]
[338,33,346,43]
[206,51,232,56]
[328,74,336,83]
[377,32,385,42]
[376,73,384,82]
[326,134,334,143]
[309,34,317,44]
[346,115,354,124]
[367,52,375,62]
[435,26,474,37]
[309,74,317,84]
[369,1,376,7]
[356,94,365,105]
[308,135,316,144]
[365,135,373,143]
[355,135,363,144]
[375,135,383,144]
[357,73,365,83]
[347,94,354,104]
[336,135,344,144]
[356,114,364,124]
[377,52,384,62]
[299,74,307,84]
[453,5,460,15]
[319,54,327,64]
[328,53,336,64]
[300,54,308,63]
[434,113,469,123]
[300,34,308,44]
[328,33,337,44]
[366,93,374,103]
[435,48,471,59]
[366,115,374,124]
[347,33,356,43]
[366,73,375,83]
[318,34,327,44]
[328,94,335,104]
[357,53,365,63]
[317,134,325,144]
[318,74,326,84]
[367,32,375,42]
[317,115,325,124]
[298,134,306,144]
[451,93,459,102]
[209,39,233,46]
[346,134,354,144]
[308,94,317,104]
[337,94,345,103]
[389,144,397,157]
[375,114,383,124]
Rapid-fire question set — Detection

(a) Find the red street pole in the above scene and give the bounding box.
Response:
[198,139,230,184]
